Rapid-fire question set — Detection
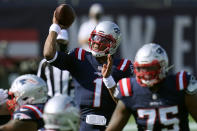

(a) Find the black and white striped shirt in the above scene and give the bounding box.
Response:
[37,59,72,97]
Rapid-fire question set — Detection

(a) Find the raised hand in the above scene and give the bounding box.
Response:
[102,54,113,78]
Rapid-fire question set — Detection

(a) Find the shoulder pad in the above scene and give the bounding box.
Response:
[186,75,197,95]
[117,59,131,72]
[74,48,86,61]
[118,78,132,96]
[176,70,189,91]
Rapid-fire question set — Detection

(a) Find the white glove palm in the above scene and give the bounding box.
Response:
[0,89,8,105]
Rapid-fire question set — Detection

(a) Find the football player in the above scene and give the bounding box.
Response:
[43,11,133,131]
[104,43,197,131]
[43,94,80,131]
[0,74,48,131]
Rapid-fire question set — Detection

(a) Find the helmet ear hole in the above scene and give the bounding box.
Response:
[22,97,28,101]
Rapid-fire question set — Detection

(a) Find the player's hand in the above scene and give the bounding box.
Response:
[52,11,67,29]
[0,89,8,105]
[102,54,113,78]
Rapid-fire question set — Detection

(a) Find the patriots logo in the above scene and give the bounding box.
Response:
[156,48,164,54]
[19,79,38,85]
[114,27,120,34]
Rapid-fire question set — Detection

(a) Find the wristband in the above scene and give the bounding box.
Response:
[103,75,116,89]
[49,24,61,34]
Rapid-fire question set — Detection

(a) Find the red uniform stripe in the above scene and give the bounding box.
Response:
[126,78,132,96]
[123,60,131,72]
[21,106,41,119]
[75,48,79,59]
[119,79,125,96]
[176,72,180,91]
[81,49,85,61]
[117,59,124,70]
[183,71,187,89]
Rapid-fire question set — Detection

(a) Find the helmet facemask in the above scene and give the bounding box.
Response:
[6,92,17,114]
[89,31,116,57]
[134,60,166,87]
[88,21,121,58]
[7,91,37,113]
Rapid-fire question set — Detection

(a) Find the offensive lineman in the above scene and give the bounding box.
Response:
[104,43,197,131]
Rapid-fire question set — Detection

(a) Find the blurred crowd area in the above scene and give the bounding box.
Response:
[0,0,197,89]
[0,57,40,90]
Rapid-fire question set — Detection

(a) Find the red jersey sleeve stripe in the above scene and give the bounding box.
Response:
[117,59,124,70]
[119,79,125,96]
[183,71,187,89]
[117,59,130,71]
[176,72,180,91]
[75,48,79,59]
[21,105,43,119]
[81,49,85,61]
[126,78,132,96]
[75,48,85,61]
[123,60,131,72]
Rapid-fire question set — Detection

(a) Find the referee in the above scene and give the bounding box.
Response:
[37,29,74,97]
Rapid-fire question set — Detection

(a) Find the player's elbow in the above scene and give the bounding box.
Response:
[43,49,55,61]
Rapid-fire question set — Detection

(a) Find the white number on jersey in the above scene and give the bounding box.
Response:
[137,106,179,131]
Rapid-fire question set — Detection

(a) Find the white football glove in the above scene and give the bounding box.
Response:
[0,89,8,105]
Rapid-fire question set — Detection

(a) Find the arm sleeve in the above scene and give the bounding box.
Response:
[48,50,76,72]
[13,105,44,129]
[37,59,47,81]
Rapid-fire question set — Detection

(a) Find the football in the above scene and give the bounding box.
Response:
[55,4,76,28]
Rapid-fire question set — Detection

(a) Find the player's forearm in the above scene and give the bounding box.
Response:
[106,101,131,131]
[0,120,37,131]
[185,93,197,122]
[43,31,58,60]
[108,87,118,103]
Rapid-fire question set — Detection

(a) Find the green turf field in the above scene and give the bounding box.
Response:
[123,115,197,131]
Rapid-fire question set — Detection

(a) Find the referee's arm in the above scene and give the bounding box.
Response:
[37,59,47,81]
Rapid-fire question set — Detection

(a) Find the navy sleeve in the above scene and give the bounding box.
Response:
[50,49,76,71]
[13,105,44,129]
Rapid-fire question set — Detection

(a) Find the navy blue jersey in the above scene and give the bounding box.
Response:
[49,48,133,123]
[13,104,44,129]
[118,71,191,131]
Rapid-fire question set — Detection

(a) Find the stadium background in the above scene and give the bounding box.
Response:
[0,0,196,130]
